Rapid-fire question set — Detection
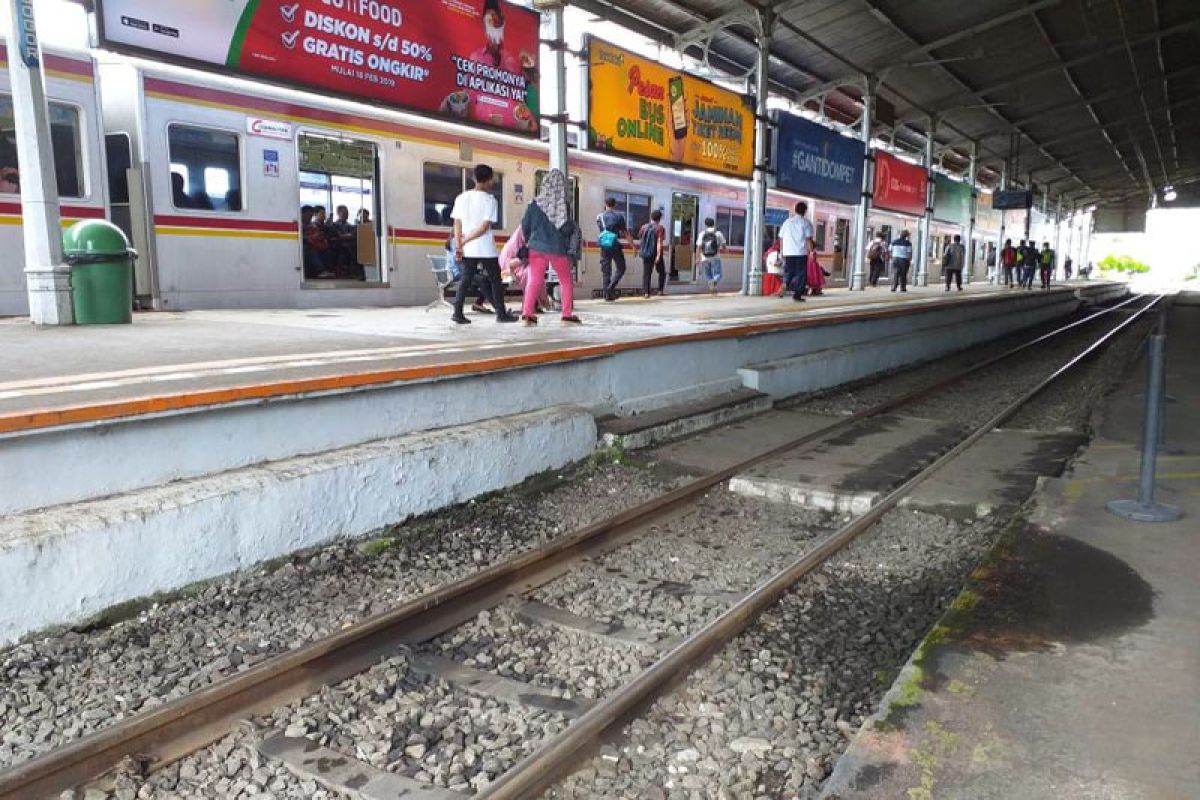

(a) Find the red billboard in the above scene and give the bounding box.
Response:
[873,150,926,216]
[97,0,541,136]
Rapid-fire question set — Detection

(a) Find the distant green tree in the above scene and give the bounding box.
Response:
[1098,254,1151,275]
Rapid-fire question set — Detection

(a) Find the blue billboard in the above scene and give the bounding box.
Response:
[773,113,865,206]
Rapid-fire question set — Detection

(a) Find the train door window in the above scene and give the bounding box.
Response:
[424,163,504,229]
[0,94,85,197]
[604,189,651,237]
[299,132,381,283]
[105,133,134,243]
[814,220,828,251]
[669,192,699,283]
[715,206,746,248]
[167,125,242,211]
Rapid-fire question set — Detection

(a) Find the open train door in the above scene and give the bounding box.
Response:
[104,133,159,309]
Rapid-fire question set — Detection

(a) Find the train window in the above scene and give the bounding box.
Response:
[0,95,85,197]
[167,125,242,211]
[815,220,827,251]
[715,206,746,248]
[604,189,652,234]
[424,163,504,229]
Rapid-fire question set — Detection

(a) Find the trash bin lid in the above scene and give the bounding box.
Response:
[62,219,131,256]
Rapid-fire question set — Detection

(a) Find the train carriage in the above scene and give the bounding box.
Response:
[0,41,109,317]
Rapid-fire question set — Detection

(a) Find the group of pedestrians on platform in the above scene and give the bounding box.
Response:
[447,164,582,327]
[998,239,1057,290]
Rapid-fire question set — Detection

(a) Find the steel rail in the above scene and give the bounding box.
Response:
[481,294,1163,800]
[0,291,1144,799]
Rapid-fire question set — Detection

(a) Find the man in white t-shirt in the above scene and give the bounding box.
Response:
[451,164,516,324]
[778,201,816,302]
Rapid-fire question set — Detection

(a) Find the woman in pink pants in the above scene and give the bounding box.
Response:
[518,169,582,325]
[499,225,551,312]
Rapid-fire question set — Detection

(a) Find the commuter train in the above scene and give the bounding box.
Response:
[0,40,1000,316]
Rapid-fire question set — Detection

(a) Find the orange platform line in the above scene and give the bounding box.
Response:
[0,290,1057,436]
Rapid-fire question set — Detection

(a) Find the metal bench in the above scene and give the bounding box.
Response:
[425,254,457,311]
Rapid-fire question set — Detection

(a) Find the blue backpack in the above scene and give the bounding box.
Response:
[597,214,618,249]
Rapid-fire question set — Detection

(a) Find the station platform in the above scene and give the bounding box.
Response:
[823,301,1199,800]
[0,281,1115,435]
[0,280,1125,644]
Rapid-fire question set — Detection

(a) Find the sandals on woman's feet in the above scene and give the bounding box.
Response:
[561,315,582,324]
[521,315,538,326]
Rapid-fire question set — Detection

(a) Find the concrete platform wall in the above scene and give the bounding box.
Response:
[0,407,596,644]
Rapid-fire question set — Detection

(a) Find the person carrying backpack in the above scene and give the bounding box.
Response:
[1000,239,1018,287]
[638,210,667,298]
[695,217,726,294]
[596,197,628,301]
[1020,239,1039,290]
[1039,242,1055,289]
[867,232,887,287]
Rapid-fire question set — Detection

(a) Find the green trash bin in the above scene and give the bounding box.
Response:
[63,219,136,325]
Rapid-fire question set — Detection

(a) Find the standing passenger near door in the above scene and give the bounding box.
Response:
[890,230,913,292]
[638,210,667,298]
[597,197,628,301]
[519,169,582,325]
[696,217,726,294]
[778,201,815,302]
[451,164,516,324]
[867,232,887,287]
[942,234,966,291]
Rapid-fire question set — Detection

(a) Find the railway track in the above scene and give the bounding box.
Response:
[0,293,1157,800]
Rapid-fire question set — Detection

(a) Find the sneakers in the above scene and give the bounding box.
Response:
[471,303,490,314]
[451,314,471,325]
[497,313,518,323]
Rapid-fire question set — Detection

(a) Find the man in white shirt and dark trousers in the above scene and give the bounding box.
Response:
[451,164,516,324]
[778,201,816,302]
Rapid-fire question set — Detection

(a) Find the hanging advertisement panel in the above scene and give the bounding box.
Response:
[772,112,864,205]
[96,0,541,136]
[933,173,971,225]
[873,150,926,216]
[585,36,754,178]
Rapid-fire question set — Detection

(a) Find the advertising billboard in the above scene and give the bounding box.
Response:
[585,36,754,178]
[772,112,864,206]
[96,0,541,136]
[873,151,926,217]
[933,173,971,225]
[992,189,1033,210]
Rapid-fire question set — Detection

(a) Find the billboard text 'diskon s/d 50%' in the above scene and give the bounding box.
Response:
[586,37,754,179]
[96,0,541,136]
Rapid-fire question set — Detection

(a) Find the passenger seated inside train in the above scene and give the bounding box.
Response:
[301,205,334,279]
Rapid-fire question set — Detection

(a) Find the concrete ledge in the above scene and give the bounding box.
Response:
[598,389,773,451]
[737,294,1072,398]
[0,406,596,644]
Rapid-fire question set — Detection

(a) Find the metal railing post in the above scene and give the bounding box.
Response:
[1107,304,1182,522]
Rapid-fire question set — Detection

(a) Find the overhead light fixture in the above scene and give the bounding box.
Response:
[1164,186,1178,202]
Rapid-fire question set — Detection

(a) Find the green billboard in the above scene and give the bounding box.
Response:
[933,173,972,225]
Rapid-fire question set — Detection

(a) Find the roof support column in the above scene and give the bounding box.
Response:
[915,116,937,287]
[543,2,570,176]
[1024,173,1034,242]
[1065,202,1076,277]
[965,141,978,284]
[849,75,879,291]
[992,164,1007,285]
[1053,195,1063,279]
[1082,212,1094,280]
[746,8,774,296]
[4,0,73,325]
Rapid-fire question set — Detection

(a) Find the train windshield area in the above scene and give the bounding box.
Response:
[299,133,381,284]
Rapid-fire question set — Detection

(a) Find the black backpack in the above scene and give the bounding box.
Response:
[639,224,659,260]
[700,230,720,258]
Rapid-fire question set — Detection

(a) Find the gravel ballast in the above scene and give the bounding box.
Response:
[0,463,671,771]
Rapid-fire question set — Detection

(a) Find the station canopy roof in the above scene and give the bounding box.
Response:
[572,0,1200,210]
